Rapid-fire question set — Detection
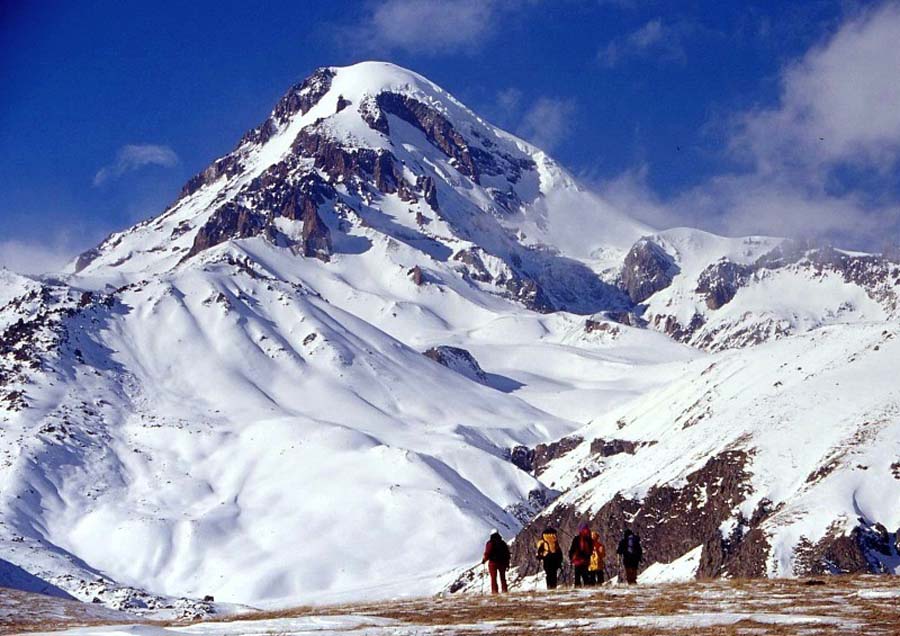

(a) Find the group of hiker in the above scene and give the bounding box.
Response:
[481,526,643,594]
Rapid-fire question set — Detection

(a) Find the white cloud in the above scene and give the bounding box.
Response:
[732,2,900,177]
[598,18,693,68]
[93,144,179,186]
[495,88,523,118]
[517,97,577,152]
[353,0,497,54]
[594,2,900,250]
[0,238,79,275]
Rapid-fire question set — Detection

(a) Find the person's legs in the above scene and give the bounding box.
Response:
[499,567,508,593]
[586,571,596,586]
[574,566,587,587]
[488,561,499,594]
[545,567,557,590]
[625,566,637,584]
[596,569,605,585]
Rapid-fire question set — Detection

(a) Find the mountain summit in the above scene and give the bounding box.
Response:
[1,62,898,614]
[73,61,646,314]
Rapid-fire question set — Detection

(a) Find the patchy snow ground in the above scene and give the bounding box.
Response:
[10,576,900,636]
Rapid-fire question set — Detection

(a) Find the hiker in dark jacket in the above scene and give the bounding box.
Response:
[535,527,563,590]
[568,524,594,587]
[482,529,510,594]
[616,528,643,584]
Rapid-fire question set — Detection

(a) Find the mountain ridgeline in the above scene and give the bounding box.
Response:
[1,62,898,614]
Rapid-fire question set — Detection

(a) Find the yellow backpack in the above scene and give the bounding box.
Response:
[536,532,558,557]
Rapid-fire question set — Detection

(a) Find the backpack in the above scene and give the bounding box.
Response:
[494,538,510,565]
[624,535,642,560]
[538,532,558,556]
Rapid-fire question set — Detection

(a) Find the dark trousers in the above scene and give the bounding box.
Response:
[488,561,508,593]
[573,564,590,587]
[589,569,604,585]
[544,566,558,590]
[624,566,638,584]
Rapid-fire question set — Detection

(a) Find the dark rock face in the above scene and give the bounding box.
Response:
[272,68,335,125]
[418,175,439,210]
[300,203,332,262]
[375,92,480,181]
[291,127,418,202]
[179,155,244,199]
[73,246,102,274]
[408,265,425,286]
[620,239,678,304]
[584,320,620,336]
[186,167,335,261]
[532,436,583,476]
[423,345,488,384]
[364,92,535,192]
[511,450,761,580]
[506,445,534,472]
[588,438,637,457]
[188,204,271,258]
[602,310,647,328]
[452,248,554,313]
[652,312,706,342]
[794,519,897,575]
[696,260,753,310]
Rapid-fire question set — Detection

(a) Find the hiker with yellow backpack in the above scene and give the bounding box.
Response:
[535,527,563,589]
[588,530,606,584]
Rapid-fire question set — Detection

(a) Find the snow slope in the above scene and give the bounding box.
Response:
[521,320,900,578]
[1,61,898,616]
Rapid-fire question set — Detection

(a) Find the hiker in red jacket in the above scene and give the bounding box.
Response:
[568,524,594,587]
[482,529,510,594]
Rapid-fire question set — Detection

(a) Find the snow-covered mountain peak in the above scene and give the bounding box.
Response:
[3,61,899,614]
[68,62,647,315]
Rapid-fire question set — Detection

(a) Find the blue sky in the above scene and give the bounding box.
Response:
[2,0,899,272]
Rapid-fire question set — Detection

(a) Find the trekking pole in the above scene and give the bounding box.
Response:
[481,562,487,595]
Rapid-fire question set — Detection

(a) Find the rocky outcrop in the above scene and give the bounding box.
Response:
[408,265,425,286]
[374,92,479,181]
[73,246,102,274]
[511,450,761,580]
[417,175,439,210]
[620,238,678,304]
[452,247,553,312]
[187,203,271,258]
[179,155,244,199]
[696,260,752,310]
[186,166,335,261]
[793,519,897,575]
[300,205,332,262]
[363,92,535,191]
[532,436,583,476]
[423,345,488,384]
[178,68,336,201]
[588,438,638,457]
[505,445,534,472]
[584,320,620,337]
[291,128,417,201]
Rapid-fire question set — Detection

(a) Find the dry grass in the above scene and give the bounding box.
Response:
[5,576,900,635]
